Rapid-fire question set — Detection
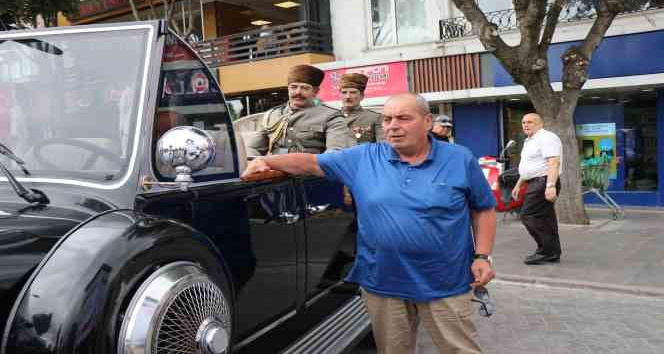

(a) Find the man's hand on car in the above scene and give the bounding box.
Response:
[241,158,271,179]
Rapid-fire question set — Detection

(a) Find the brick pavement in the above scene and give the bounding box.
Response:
[475,282,664,354]
[353,281,664,354]
[492,207,664,293]
[351,208,664,354]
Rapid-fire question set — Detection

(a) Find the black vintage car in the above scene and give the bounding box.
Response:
[0,21,369,353]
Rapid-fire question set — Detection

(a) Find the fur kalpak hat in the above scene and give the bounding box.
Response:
[287,64,325,87]
[339,73,369,92]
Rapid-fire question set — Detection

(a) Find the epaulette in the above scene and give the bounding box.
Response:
[318,103,342,113]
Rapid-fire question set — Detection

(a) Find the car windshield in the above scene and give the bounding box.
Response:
[0,26,150,183]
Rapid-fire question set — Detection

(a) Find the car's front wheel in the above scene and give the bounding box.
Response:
[117,261,232,354]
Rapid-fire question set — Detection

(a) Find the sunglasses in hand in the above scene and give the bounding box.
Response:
[471,285,495,317]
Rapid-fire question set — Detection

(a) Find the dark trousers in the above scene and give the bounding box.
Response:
[520,177,561,256]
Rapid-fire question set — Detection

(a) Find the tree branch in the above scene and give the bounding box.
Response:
[185,0,194,38]
[516,0,546,51]
[165,0,182,35]
[578,0,617,58]
[127,0,141,21]
[451,0,512,54]
[147,0,158,20]
[539,0,565,53]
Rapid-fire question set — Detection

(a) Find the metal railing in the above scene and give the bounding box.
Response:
[440,1,664,41]
[192,21,333,67]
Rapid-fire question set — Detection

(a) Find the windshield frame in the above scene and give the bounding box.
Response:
[0,22,156,190]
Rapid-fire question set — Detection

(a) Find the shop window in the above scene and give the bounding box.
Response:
[371,0,435,46]
[623,105,658,191]
[502,102,533,169]
[506,94,658,193]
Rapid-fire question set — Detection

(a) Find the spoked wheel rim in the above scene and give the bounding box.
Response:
[118,261,231,354]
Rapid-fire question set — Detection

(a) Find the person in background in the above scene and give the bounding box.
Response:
[431,114,454,143]
[339,73,383,145]
[511,113,563,265]
[241,92,497,354]
[338,72,383,205]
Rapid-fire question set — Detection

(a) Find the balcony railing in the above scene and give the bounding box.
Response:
[192,21,333,67]
[440,1,664,41]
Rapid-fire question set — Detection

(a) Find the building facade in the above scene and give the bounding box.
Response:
[59,0,664,206]
[318,0,664,207]
[61,0,335,118]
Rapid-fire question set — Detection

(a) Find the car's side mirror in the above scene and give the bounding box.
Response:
[143,126,216,191]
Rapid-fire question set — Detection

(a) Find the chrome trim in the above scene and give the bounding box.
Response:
[18,214,84,223]
[282,295,370,354]
[197,318,229,354]
[139,177,245,195]
[303,281,345,308]
[0,24,154,190]
[155,126,216,186]
[232,309,298,350]
[118,261,231,354]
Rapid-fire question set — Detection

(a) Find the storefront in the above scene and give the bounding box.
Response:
[498,89,662,206]
[439,29,664,207]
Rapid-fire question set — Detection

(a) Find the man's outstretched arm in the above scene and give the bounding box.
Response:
[241,153,325,179]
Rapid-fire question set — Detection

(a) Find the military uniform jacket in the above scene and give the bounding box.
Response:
[344,107,383,144]
[246,103,349,156]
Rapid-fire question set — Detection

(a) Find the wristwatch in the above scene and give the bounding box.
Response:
[546,182,556,188]
[474,253,493,265]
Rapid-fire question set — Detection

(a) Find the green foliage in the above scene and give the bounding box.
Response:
[0,0,80,27]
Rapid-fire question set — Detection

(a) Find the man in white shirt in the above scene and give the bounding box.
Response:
[512,113,562,265]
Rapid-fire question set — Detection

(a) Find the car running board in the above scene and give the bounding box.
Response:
[280,295,371,354]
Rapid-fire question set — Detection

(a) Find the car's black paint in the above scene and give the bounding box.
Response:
[0,20,359,353]
[2,210,231,354]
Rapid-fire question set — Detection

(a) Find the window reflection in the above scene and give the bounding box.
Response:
[154,34,237,180]
[0,29,147,182]
[371,0,434,46]
[623,104,657,191]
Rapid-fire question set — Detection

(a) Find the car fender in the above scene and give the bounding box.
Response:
[1,209,233,354]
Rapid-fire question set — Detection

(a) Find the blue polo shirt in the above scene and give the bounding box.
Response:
[317,139,495,301]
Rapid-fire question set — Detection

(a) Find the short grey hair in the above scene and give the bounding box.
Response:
[385,93,430,115]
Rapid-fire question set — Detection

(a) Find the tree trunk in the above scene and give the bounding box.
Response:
[547,94,590,224]
[527,88,590,225]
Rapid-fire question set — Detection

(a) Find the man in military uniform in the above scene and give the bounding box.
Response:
[339,73,383,144]
[246,64,348,156]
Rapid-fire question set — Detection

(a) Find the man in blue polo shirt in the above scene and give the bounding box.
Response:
[241,93,496,354]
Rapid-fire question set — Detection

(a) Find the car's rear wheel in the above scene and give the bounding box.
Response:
[117,261,232,354]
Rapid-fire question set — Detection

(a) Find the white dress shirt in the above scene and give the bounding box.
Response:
[518,128,563,180]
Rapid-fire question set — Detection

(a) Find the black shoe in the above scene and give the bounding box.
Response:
[524,248,545,261]
[524,253,560,265]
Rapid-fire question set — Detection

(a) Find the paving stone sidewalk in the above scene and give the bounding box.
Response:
[492,207,664,294]
[351,207,664,354]
[353,282,664,354]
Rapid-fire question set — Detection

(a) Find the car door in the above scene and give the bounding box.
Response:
[138,32,300,340]
[298,177,357,301]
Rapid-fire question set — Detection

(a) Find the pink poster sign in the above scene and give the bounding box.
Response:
[318,62,409,102]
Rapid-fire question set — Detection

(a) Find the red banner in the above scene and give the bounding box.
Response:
[318,62,409,102]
